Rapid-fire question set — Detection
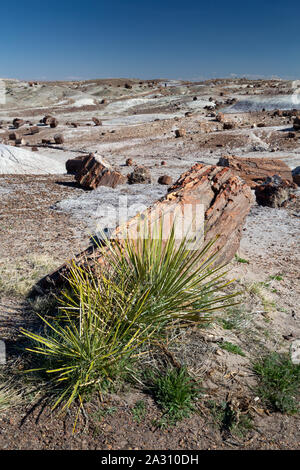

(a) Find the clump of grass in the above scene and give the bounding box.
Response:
[268,273,283,281]
[21,221,238,412]
[253,352,300,414]
[0,255,57,297]
[235,255,249,264]
[220,341,245,357]
[147,366,200,426]
[0,382,22,412]
[218,305,250,331]
[132,400,147,423]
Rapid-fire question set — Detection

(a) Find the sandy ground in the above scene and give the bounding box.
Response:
[0,77,299,450]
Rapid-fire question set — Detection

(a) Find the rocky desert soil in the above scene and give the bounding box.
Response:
[0,77,299,450]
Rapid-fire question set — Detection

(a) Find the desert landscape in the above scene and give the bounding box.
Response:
[0,76,299,450]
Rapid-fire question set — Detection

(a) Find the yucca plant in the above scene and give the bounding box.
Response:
[21,219,238,411]
[21,272,156,411]
[62,220,238,333]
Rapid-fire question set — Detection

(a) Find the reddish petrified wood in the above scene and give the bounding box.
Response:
[34,164,254,293]
[217,155,293,188]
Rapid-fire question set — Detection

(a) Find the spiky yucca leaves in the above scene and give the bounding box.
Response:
[90,221,238,331]
[21,270,156,411]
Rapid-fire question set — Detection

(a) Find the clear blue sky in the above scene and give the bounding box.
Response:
[1,0,299,81]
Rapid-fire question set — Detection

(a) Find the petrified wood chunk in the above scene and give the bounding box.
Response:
[255,175,296,208]
[75,154,126,190]
[217,155,292,188]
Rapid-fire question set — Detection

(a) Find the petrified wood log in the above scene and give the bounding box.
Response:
[75,154,126,190]
[217,155,293,188]
[33,164,254,294]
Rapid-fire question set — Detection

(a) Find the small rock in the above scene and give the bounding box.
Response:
[223,122,235,130]
[158,175,172,185]
[54,134,64,144]
[175,128,186,138]
[255,175,296,208]
[293,116,300,131]
[50,118,58,128]
[125,158,134,166]
[128,166,151,184]
[92,117,102,126]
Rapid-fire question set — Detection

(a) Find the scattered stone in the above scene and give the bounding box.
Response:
[92,117,102,126]
[125,158,134,166]
[29,126,39,135]
[76,154,126,189]
[255,175,296,208]
[54,134,64,144]
[128,166,151,184]
[13,118,25,129]
[9,132,18,140]
[223,122,235,130]
[31,146,39,152]
[100,99,107,104]
[293,116,300,131]
[216,112,224,122]
[42,115,54,125]
[185,112,193,117]
[158,175,172,185]
[292,166,300,186]
[50,118,58,128]
[257,123,266,128]
[175,128,186,138]
[217,155,293,188]
[71,122,79,128]
[193,96,198,101]
[42,138,52,144]
[161,160,167,166]
[124,83,132,89]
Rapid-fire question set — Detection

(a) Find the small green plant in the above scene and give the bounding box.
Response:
[218,306,250,331]
[208,400,253,437]
[132,400,147,423]
[253,352,300,414]
[235,255,249,264]
[147,366,200,426]
[269,273,283,281]
[220,341,245,357]
[92,406,117,421]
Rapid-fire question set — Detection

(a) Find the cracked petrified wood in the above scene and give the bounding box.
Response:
[34,164,254,294]
[217,155,293,188]
[75,154,127,189]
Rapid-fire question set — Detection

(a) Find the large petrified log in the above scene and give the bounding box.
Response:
[75,154,127,189]
[217,155,293,188]
[33,164,254,294]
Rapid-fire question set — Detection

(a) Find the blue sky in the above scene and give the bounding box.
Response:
[0,0,299,81]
